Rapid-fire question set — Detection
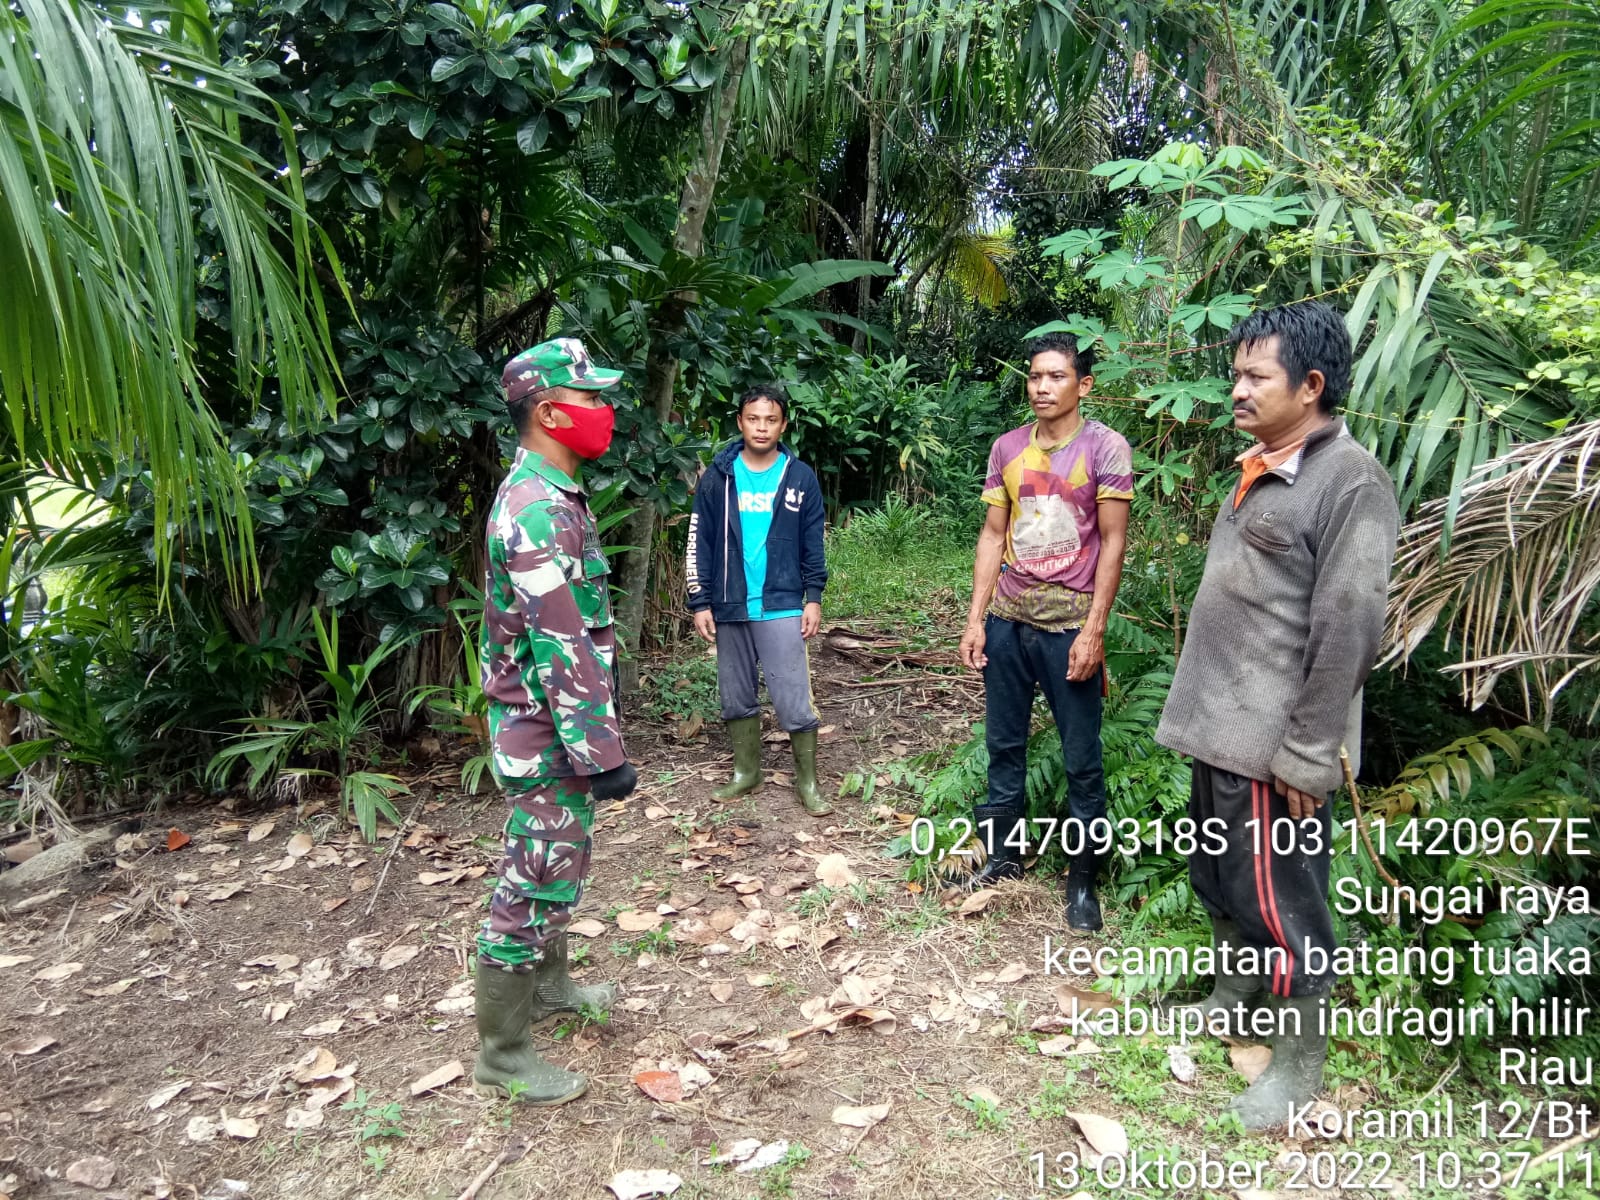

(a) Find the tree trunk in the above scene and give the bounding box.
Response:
[851,97,882,354]
[615,35,750,690]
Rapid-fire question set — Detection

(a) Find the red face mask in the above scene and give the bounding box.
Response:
[545,401,615,459]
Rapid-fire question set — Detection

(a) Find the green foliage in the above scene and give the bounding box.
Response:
[206,610,415,841]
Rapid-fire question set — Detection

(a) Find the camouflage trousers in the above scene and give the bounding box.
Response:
[477,775,594,973]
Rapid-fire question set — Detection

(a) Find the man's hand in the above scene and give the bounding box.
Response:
[801,601,822,640]
[1067,626,1104,682]
[589,762,638,801]
[958,620,987,671]
[693,610,716,644]
[1274,775,1325,820]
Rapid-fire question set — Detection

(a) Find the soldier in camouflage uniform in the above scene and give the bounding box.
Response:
[473,337,639,1106]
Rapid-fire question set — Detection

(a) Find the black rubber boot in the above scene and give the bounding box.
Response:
[471,966,588,1105]
[1063,851,1103,932]
[1167,916,1267,1041]
[712,717,763,801]
[962,804,1024,889]
[532,933,616,1016]
[789,730,833,816]
[1228,993,1329,1131]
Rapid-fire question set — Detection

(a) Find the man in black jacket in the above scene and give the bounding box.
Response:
[687,386,831,816]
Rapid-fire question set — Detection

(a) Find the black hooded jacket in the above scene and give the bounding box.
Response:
[685,440,827,622]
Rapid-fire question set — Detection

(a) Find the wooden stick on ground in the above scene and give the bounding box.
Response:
[364,786,430,917]
[1340,747,1401,889]
[456,1135,529,1200]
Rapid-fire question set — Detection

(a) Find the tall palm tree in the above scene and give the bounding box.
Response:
[0,0,343,583]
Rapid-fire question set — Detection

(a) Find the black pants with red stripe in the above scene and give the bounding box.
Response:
[1187,760,1336,998]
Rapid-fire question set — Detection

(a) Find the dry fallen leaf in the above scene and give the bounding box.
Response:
[994,961,1031,984]
[83,978,138,998]
[288,1047,339,1084]
[815,853,858,888]
[222,1114,260,1140]
[166,828,192,852]
[284,1107,324,1131]
[3,1034,57,1057]
[1067,1111,1129,1157]
[265,1002,292,1024]
[633,1069,684,1103]
[147,1080,192,1110]
[32,961,85,983]
[956,888,997,916]
[831,1101,891,1128]
[286,832,314,858]
[644,805,670,820]
[1230,1043,1272,1084]
[64,1156,116,1189]
[967,1084,1003,1107]
[246,820,275,843]
[244,953,299,972]
[300,1019,345,1037]
[409,1060,464,1096]
[0,953,36,970]
[1037,1035,1077,1057]
[185,1116,220,1143]
[709,982,734,1003]
[378,944,420,971]
[607,1169,682,1200]
[1054,983,1117,1017]
[304,1078,355,1111]
[735,1140,792,1174]
[207,882,246,902]
[745,973,776,987]
[569,917,606,938]
[616,910,664,933]
[416,869,466,886]
[702,1138,763,1166]
[1168,1043,1198,1083]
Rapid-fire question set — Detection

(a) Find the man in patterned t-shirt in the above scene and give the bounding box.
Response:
[957,332,1133,932]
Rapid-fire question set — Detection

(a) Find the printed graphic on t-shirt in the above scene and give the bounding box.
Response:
[1013,468,1089,575]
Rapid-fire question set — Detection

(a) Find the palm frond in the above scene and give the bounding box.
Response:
[0,0,342,585]
[1384,420,1600,724]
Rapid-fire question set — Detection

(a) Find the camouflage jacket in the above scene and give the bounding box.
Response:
[479,448,626,782]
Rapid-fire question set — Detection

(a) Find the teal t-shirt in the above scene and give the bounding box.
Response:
[734,452,802,622]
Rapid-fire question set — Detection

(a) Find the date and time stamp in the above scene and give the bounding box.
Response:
[1019,1101,1599,1192]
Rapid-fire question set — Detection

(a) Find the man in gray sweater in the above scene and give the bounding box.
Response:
[1155,301,1398,1130]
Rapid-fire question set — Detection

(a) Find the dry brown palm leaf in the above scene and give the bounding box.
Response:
[1384,420,1600,724]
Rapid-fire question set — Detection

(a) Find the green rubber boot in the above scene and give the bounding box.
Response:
[790,729,833,816]
[1227,993,1329,1131]
[533,933,616,1016]
[712,716,763,801]
[1168,917,1268,1042]
[471,965,588,1105]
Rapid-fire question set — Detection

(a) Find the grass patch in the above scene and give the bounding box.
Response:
[825,498,972,624]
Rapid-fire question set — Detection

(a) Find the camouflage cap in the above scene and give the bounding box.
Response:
[502,337,624,405]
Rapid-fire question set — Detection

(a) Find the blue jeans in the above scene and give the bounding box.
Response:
[982,616,1107,843]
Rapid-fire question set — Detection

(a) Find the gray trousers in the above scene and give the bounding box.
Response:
[715,617,820,732]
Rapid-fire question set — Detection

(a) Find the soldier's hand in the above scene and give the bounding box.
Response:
[1274,775,1325,820]
[589,762,638,801]
[693,610,717,644]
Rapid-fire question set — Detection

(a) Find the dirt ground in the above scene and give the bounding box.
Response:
[0,633,1547,1200]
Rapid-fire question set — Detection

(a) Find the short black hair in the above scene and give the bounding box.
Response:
[1228,301,1351,413]
[1025,331,1096,379]
[507,390,540,435]
[737,384,788,419]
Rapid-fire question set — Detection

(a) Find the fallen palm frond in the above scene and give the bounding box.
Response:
[1384,420,1600,724]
